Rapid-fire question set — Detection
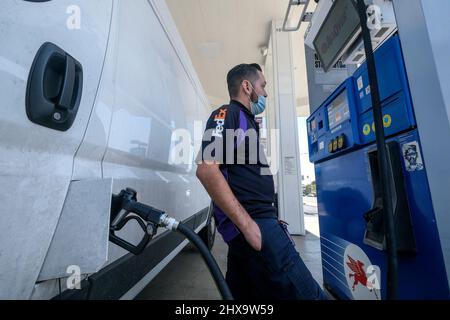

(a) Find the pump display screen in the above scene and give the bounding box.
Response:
[328,90,350,129]
[313,0,360,72]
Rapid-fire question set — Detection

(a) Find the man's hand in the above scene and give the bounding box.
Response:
[197,162,262,250]
[241,217,262,251]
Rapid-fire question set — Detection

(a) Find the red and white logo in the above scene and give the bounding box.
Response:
[343,244,381,300]
[212,109,227,138]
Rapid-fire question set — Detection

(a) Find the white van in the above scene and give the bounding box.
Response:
[0,0,213,299]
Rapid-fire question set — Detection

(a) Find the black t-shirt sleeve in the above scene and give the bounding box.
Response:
[196,106,238,164]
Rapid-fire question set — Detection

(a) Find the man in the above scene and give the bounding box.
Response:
[196,63,326,300]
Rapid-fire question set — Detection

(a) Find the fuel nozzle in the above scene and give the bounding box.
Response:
[109,188,180,255]
[109,189,233,300]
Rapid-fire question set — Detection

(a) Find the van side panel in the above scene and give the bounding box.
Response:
[102,0,210,262]
[0,1,112,299]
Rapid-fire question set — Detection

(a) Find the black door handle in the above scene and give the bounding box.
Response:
[58,55,76,110]
[26,42,83,131]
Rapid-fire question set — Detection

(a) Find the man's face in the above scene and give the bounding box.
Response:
[244,70,268,101]
[253,71,268,98]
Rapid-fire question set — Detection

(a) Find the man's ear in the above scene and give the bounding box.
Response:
[242,80,252,95]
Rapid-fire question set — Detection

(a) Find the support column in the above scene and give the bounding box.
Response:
[267,21,305,235]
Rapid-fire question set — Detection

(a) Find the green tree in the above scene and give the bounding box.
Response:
[311,181,316,195]
[305,184,312,195]
[303,181,316,196]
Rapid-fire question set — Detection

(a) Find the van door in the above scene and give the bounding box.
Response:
[0,0,112,299]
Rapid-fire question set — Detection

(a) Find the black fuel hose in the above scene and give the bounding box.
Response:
[176,223,233,300]
[356,0,399,299]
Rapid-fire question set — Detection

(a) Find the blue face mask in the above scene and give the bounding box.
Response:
[248,82,267,115]
[251,95,267,115]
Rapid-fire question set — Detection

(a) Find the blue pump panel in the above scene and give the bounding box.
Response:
[307,78,360,163]
[354,36,410,113]
[354,36,416,145]
[308,35,450,300]
[358,93,414,145]
[308,36,417,163]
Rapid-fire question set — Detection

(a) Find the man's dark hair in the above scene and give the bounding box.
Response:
[227,63,262,98]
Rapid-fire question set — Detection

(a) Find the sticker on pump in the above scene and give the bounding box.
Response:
[319,141,325,150]
[343,244,381,300]
[402,141,424,171]
[357,76,364,91]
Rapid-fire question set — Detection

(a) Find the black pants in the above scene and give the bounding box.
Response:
[226,218,327,300]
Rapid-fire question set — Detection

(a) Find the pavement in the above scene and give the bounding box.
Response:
[303,196,318,215]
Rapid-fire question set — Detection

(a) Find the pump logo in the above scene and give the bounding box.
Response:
[212,108,228,138]
[346,256,368,290]
[343,244,381,300]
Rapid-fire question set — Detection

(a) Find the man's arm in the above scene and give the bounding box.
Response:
[196,162,262,251]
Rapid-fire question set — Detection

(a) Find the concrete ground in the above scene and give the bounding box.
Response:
[136,202,322,300]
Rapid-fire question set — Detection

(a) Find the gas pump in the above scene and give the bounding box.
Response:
[305,0,450,300]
